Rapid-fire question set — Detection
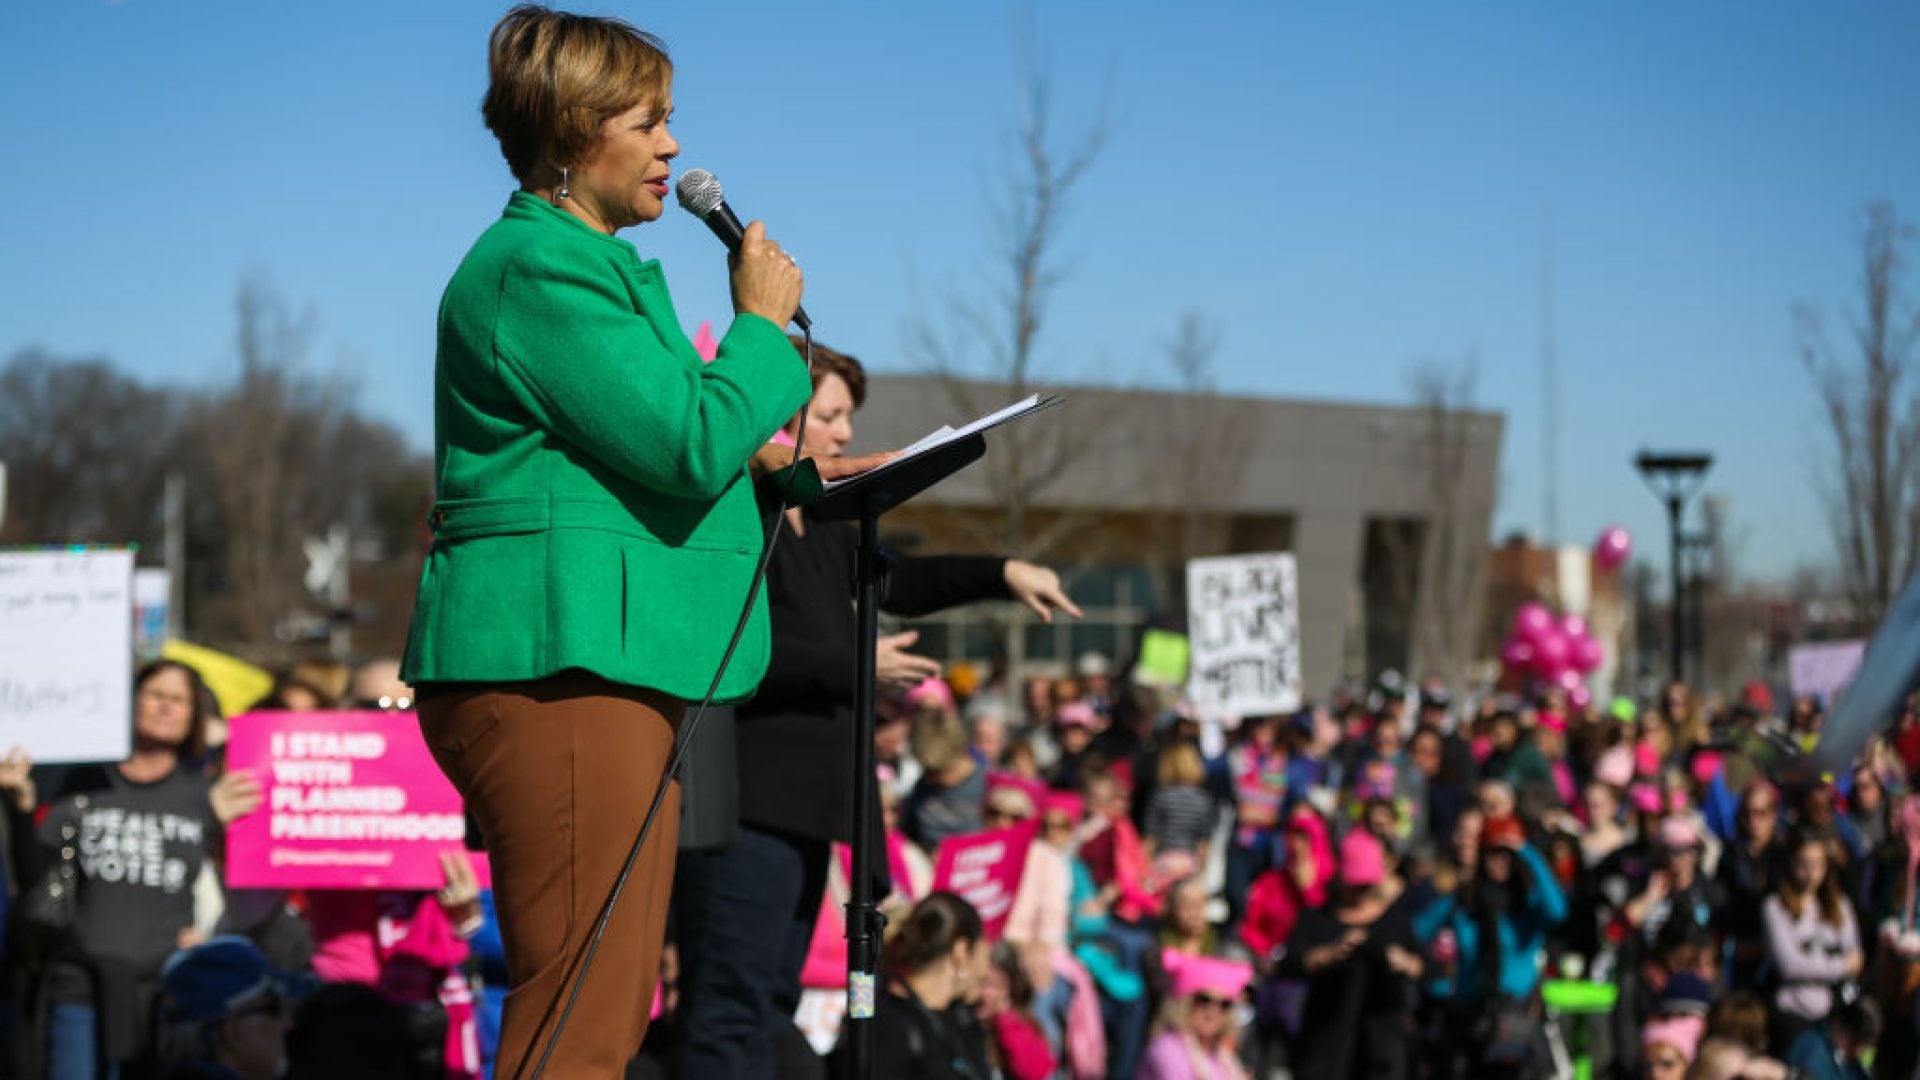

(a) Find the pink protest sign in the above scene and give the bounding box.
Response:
[931,822,1036,939]
[224,711,486,890]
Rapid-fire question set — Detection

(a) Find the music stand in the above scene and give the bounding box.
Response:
[811,396,1057,1079]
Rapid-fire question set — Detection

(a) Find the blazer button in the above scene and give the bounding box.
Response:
[429,509,447,528]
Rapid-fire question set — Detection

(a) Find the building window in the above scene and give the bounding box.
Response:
[896,564,1155,675]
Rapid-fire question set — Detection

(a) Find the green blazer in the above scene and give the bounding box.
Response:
[400,192,812,702]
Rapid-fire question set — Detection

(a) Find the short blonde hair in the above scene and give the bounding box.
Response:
[1158,743,1206,788]
[911,710,970,774]
[482,5,673,183]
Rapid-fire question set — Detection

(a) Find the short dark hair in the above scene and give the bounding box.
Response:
[135,659,211,760]
[789,336,867,408]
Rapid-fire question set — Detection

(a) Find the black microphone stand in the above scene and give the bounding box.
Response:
[812,433,988,1080]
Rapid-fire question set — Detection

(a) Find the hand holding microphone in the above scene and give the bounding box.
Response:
[677,168,810,331]
[729,221,805,330]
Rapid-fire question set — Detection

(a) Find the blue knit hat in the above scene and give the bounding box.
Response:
[1656,972,1714,1017]
[159,936,307,1024]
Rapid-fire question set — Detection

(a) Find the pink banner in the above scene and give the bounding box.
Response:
[931,822,1036,939]
[224,711,487,890]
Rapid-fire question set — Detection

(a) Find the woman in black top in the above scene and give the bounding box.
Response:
[1281,828,1423,1080]
[831,891,992,1080]
[672,340,1080,1080]
[2,660,261,1080]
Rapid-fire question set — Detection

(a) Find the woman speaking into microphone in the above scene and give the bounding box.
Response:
[400,6,811,1076]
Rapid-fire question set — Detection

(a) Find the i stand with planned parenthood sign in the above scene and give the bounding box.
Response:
[1185,553,1304,720]
[811,393,1058,1080]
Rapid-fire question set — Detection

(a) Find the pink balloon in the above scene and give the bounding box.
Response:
[1555,667,1584,694]
[1560,615,1590,641]
[1535,630,1571,672]
[1500,638,1536,671]
[1594,526,1633,572]
[1572,636,1604,674]
[1513,602,1553,641]
[1569,685,1594,711]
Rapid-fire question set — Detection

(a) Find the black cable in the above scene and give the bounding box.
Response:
[521,328,816,1080]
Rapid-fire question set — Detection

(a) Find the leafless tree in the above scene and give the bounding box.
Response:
[910,42,1114,551]
[1146,312,1259,602]
[907,41,1116,678]
[1400,357,1496,692]
[1798,201,1920,632]
[0,349,185,546]
[0,278,431,655]
[191,274,349,643]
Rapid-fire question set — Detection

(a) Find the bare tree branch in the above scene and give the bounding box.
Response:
[1800,202,1920,631]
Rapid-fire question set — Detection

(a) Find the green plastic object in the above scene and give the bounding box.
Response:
[1541,979,1618,1014]
[1135,630,1190,688]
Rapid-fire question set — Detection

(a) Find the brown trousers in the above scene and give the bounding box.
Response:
[419,673,683,1080]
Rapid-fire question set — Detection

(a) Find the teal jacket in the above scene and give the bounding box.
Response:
[401,192,812,702]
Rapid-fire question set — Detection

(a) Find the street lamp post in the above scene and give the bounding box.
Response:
[1635,450,1713,686]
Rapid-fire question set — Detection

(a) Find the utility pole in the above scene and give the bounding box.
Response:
[164,472,185,641]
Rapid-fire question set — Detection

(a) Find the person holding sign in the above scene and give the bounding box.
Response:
[2,659,262,1080]
[398,7,820,1076]
[672,339,1081,1080]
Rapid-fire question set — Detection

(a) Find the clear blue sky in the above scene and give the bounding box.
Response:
[4,1,1917,587]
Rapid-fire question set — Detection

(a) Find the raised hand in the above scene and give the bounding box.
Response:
[0,745,36,813]
[210,770,264,825]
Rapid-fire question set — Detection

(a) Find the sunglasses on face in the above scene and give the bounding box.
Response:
[1190,993,1231,1011]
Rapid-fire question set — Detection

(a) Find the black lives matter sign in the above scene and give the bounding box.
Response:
[1185,553,1303,719]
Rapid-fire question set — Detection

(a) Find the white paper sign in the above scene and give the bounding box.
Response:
[1186,553,1303,719]
[0,550,135,762]
[1788,640,1866,705]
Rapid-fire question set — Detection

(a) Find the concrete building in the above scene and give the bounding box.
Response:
[852,374,1505,697]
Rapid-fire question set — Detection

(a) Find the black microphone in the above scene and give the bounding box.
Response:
[674,168,810,331]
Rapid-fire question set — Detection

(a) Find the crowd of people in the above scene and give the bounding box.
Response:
[0,648,1910,1080]
[758,659,1905,1080]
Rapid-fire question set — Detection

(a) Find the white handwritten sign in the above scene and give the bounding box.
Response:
[1789,640,1866,706]
[0,550,134,762]
[1186,553,1303,719]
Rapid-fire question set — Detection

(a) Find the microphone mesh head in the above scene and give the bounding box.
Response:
[675,169,723,218]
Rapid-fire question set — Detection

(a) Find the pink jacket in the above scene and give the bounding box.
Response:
[307,891,479,1079]
[1055,950,1108,1079]
[989,1010,1057,1080]
[1136,1031,1250,1080]
[1003,842,1071,950]
[1238,811,1333,960]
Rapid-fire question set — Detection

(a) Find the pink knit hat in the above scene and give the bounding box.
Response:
[1635,742,1661,778]
[1162,949,1254,1000]
[1338,829,1387,888]
[1056,702,1097,728]
[1659,816,1702,851]
[1629,783,1663,814]
[906,677,955,712]
[1641,1014,1705,1063]
[1041,792,1084,822]
[1594,747,1634,788]
[985,772,1046,818]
